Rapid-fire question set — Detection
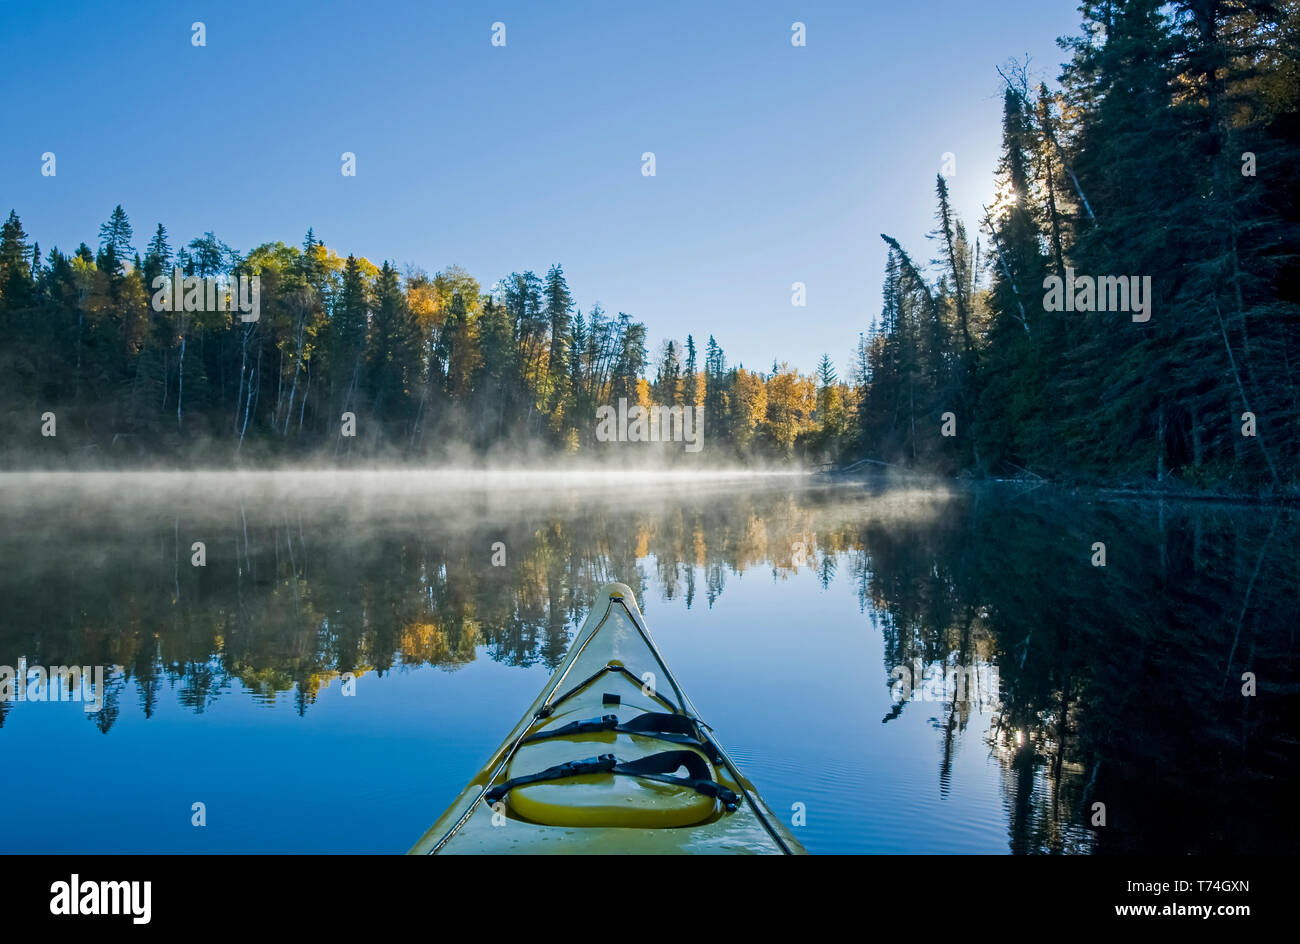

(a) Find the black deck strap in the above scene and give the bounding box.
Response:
[484,750,740,812]
[620,712,697,737]
[519,711,721,761]
[521,714,619,743]
[619,712,723,762]
[484,754,616,805]
[602,693,621,706]
[613,751,741,812]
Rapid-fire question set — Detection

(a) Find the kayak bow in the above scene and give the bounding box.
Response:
[409,582,806,854]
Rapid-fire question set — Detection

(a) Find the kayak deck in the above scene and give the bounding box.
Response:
[409,583,806,854]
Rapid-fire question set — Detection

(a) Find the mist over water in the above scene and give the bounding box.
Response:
[0,474,1294,853]
[0,466,808,510]
[0,466,823,546]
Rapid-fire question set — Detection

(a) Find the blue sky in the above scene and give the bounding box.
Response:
[0,0,1082,375]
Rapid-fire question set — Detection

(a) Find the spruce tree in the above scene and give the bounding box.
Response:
[683,335,700,407]
[655,340,681,405]
[0,210,32,308]
[543,264,573,409]
[96,205,133,276]
[368,261,413,420]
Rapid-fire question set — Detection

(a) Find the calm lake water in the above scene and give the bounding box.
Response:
[1,471,1296,854]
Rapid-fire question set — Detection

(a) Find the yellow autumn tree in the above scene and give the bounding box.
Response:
[635,376,653,409]
[763,364,816,455]
[729,368,768,451]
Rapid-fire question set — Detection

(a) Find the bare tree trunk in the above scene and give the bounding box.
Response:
[234,323,251,436]
[298,360,310,432]
[176,331,185,432]
[238,368,255,452]
[274,347,284,429]
[283,311,306,436]
[238,346,264,453]
[1216,298,1280,486]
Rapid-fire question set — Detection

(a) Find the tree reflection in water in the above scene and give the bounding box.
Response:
[0,475,1294,853]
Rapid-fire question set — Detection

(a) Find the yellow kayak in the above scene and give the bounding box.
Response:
[409,582,807,854]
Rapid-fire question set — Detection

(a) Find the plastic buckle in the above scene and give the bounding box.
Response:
[575,714,619,733]
[564,754,616,775]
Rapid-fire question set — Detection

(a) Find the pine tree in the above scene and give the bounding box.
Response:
[655,340,681,404]
[186,232,230,277]
[934,176,978,445]
[0,210,33,308]
[813,354,848,459]
[543,264,573,410]
[298,228,326,292]
[567,309,589,443]
[96,205,133,277]
[978,84,1052,472]
[368,261,414,421]
[475,295,518,440]
[612,314,648,406]
[143,223,172,288]
[504,270,545,398]
[1054,0,1203,481]
[703,335,727,439]
[816,353,837,387]
[331,254,370,414]
[437,291,479,400]
[683,335,700,407]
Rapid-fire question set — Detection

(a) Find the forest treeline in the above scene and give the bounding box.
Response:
[863,0,1300,490]
[0,208,854,465]
[1,1,1297,487]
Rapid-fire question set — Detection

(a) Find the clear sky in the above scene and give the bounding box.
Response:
[0,0,1082,376]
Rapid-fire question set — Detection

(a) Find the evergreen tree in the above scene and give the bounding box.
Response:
[567,308,589,442]
[475,295,518,440]
[186,231,230,277]
[683,335,700,407]
[543,264,573,420]
[977,84,1052,473]
[0,210,32,308]
[96,205,133,277]
[368,261,414,420]
[144,224,172,274]
[504,270,545,399]
[703,335,727,434]
[612,314,647,405]
[331,254,370,414]
[655,340,681,404]
[816,353,837,388]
